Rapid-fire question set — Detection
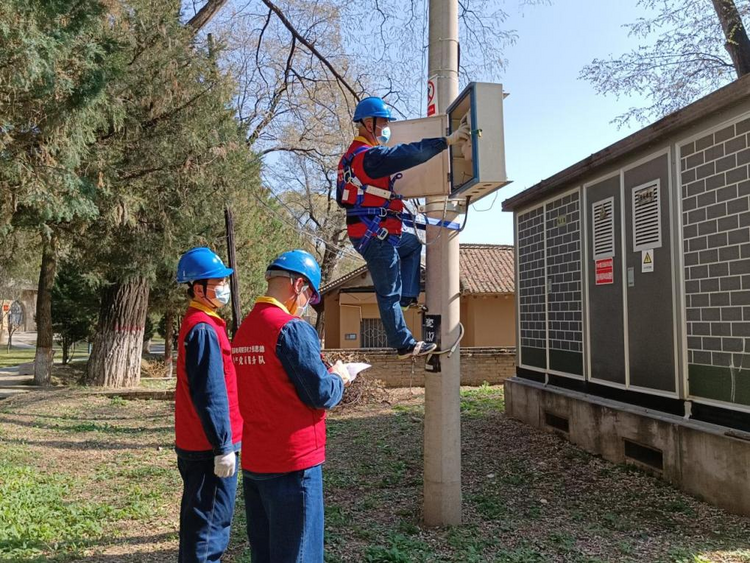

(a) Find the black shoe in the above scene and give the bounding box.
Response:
[400,298,427,312]
[397,341,438,360]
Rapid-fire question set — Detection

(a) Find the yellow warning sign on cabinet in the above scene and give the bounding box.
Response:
[642,249,654,273]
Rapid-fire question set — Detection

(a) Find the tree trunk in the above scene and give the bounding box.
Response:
[315,308,325,338]
[163,310,175,378]
[319,245,339,288]
[225,205,242,337]
[315,242,343,338]
[712,0,750,77]
[62,336,70,365]
[34,234,57,386]
[8,326,16,351]
[86,278,149,388]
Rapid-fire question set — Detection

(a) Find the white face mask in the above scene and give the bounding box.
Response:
[296,284,310,317]
[297,300,310,318]
[213,284,231,305]
[377,126,391,145]
[289,279,310,317]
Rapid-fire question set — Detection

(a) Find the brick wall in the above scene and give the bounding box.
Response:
[518,206,546,368]
[545,192,583,356]
[323,347,516,388]
[681,119,750,368]
[681,116,750,406]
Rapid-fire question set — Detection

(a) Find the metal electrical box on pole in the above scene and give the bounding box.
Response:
[386,84,509,200]
[446,82,511,200]
[424,0,462,527]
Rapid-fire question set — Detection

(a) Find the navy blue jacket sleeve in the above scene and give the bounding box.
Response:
[277,319,344,409]
[184,323,234,455]
[362,137,448,179]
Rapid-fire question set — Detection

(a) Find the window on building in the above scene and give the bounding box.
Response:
[360,318,388,348]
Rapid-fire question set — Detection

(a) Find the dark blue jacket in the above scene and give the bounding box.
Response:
[277,319,344,409]
[362,137,448,179]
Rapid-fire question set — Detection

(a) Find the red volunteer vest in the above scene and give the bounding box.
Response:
[175,304,243,452]
[233,299,327,473]
[337,137,404,239]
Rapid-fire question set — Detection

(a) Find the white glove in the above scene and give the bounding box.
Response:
[445,122,471,146]
[329,360,353,386]
[214,452,236,478]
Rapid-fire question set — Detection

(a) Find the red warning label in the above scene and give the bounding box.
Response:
[595,258,614,285]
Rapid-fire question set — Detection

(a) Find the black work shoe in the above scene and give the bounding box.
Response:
[397,341,438,360]
[400,298,427,312]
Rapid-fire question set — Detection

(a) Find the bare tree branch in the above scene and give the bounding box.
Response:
[247,36,296,146]
[187,0,229,33]
[260,0,360,101]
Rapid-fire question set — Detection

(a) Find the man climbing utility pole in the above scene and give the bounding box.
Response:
[424,0,462,526]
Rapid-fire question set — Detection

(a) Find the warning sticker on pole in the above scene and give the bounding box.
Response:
[426,76,438,116]
[595,258,614,285]
[642,249,654,273]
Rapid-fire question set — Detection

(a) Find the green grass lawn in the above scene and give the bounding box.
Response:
[0,384,748,562]
[0,347,37,369]
[0,344,90,369]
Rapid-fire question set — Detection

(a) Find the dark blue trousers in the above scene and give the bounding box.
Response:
[178,456,238,563]
[355,232,422,350]
[243,464,324,563]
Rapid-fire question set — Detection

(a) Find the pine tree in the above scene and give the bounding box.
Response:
[78,0,297,387]
[0,0,119,384]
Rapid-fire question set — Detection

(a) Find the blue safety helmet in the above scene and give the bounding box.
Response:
[176,247,233,283]
[353,96,395,123]
[266,250,322,305]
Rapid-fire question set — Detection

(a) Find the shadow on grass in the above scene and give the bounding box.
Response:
[0,532,179,563]
[0,437,170,451]
[16,411,172,422]
[2,386,749,562]
[0,414,171,435]
[240,390,749,563]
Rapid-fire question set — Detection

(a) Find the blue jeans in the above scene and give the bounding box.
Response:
[243,465,324,563]
[355,232,422,350]
[178,455,238,563]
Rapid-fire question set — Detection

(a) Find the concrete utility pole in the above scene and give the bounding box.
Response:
[424,0,461,526]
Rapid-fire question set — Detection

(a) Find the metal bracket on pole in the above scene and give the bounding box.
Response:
[419,199,467,216]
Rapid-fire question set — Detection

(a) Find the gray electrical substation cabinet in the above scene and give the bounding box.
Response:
[386,82,511,202]
[502,73,750,518]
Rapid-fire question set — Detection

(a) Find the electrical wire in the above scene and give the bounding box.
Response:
[250,188,365,263]
[420,197,450,247]
[470,189,499,212]
[457,196,471,233]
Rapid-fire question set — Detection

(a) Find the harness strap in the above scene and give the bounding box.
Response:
[401,212,462,231]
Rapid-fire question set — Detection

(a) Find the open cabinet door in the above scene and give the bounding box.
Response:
[386,115,450,199]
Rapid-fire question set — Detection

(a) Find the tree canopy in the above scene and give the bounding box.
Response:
[581,0,750,127]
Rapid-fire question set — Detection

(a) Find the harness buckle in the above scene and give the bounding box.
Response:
[376,227,390,240]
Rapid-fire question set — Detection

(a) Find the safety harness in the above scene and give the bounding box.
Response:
[337,146,462,253]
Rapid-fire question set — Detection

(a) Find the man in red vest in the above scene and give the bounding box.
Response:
[233,250,351,563]
[337,96,469,359]
[174,247,243,563]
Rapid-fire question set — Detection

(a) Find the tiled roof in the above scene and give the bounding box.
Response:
[320,244,514,296]
[459,244,514,295]
[319,265,370,295]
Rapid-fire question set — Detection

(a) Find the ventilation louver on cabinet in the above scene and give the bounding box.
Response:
[632,180,662,252]
[592,197,615,260]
